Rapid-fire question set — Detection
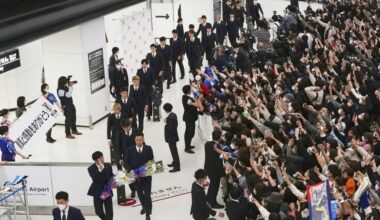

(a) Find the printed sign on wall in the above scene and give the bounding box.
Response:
[0,48,20,74]
[88,48,106,94]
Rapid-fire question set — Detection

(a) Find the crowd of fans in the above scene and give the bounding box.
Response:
[188,0,380,219]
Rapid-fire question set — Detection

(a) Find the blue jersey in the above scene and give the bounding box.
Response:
[0,137,16,161]
[45,93,57,105]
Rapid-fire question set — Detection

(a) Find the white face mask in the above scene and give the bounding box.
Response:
[58,204,66,211]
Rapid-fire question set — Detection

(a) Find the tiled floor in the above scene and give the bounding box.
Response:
[9,1,322,219]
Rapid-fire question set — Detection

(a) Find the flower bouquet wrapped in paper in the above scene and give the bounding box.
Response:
[116,169,136,185]
[134,160,164,178]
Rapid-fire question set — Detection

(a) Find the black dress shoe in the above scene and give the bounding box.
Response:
[131,190,136,198]
[167,163,174,167]
[166,85,170,89]
[171,80,177,84]
[147,116,151,121]
[184,149,195,154]
[211,203,224,209]
[180,76,184,79]
[145,215,151,220]
[169,168,180,173]
[140,209,146,215]
[190,145,196,149]
[46,138,54,143]
[51,138,57,142]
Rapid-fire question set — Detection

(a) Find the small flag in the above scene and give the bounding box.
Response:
[307,180,332,220]
[41,66,46,84]
[178,4,182,19]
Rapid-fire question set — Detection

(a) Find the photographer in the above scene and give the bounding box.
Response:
[57,76,82,139]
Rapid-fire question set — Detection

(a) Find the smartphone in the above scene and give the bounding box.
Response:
[248,194,254,203]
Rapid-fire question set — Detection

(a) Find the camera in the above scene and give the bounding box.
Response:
[67,75,78,84]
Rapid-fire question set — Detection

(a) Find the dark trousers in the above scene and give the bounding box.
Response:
[172,58,185,80]
[168,142,180,169]
[63,104,77,135]
[146,92,153,118]
[136,109,145,132]
[228,34,238,47]
[184,121,196,149]
[93,196,113,220]
[165,67,172,87]
[189,58,201,79]
[155,75,163,94]
[135,177,152,215]
[205,49,214,65]
[216,35,225,45]
[110,144,121,170]
[206,175,221,205]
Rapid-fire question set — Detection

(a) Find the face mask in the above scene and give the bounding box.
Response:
[58,204,66,211]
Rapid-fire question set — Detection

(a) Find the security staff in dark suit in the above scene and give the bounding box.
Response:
[185,30,203,79]
[129,76,148,132]
[163,103,180,172]
[176,18,185,39]
[170,30,185,82]
[57,76,82,139]
[191,169,224,220]
[115,88,136,124]
[119,119,137,198]
[108,47,119,97]
[137,59,155,120]
[182,85,198,154]
[213,16,227,45]
[204,129,225,209]
[110,60,129,99]
[146,44,165,94]
[107,103,125,169]
[87,151,114,220]
[204,25,217,65]
[226,13,240,47]
[124,132,154,220]
[53,191,85,220]
[157,37,172,90]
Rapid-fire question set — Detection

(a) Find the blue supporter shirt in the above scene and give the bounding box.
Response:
[45,93,57,105]
[0,136,16,161]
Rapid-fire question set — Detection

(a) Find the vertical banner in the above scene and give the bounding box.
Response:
[9,97,61,150]
[307,180,332,220]
[88,48,106,94]
[213,0,222,21]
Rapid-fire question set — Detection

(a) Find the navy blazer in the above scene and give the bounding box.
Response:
[146,52,165,75]
[129,84,148,110]
[119,128,137,161]
[185,37,203,61]
[170,37,185,58]
[136,68,155,93]
[182,95,198,123]
[124,145,154,176]
[52,206,85,220]
[165,112,179,144]
[115,97,136,120]
[87,163,114,197]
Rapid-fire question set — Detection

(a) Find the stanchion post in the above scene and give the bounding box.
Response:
[22,180,30,220]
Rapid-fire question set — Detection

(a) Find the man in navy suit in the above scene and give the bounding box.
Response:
[170,30,185,82]
[146,44,165,94]
[124,132,154,220]
[87,151,114,220]
[52,191,85,220]
[185,30,204,79]
[213,15,227,45]
[119,119,137,198]
[204,25,217,65]
[163,103,180,172]
[129,75,148,132]
[137,59,155,119]
[115,88,136,126]
[182,85,198,154]
[157,37,173,89]
[107,103,125,169]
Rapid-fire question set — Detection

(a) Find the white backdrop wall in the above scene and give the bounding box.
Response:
[0,40,44,112]
[104,1,154,76]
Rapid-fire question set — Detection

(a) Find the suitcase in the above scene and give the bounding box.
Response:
[153,105,160,122]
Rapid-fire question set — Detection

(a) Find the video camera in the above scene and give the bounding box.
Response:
[67,75,78,84]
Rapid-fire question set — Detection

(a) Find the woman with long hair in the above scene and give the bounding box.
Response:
[41,83,63,143]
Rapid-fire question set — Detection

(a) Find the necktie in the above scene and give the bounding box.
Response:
[123,99,126,104]
[135,87,138,91]
[62,210,67,220]
[116,115,120,119]
[138,148,142,154]
[144,69,146,74]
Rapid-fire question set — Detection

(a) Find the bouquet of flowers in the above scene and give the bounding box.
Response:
[116,160,164,184]
[116,169,136,185]
[100,183,113,200]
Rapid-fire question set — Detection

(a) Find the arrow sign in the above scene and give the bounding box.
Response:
[155,14,169,20]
